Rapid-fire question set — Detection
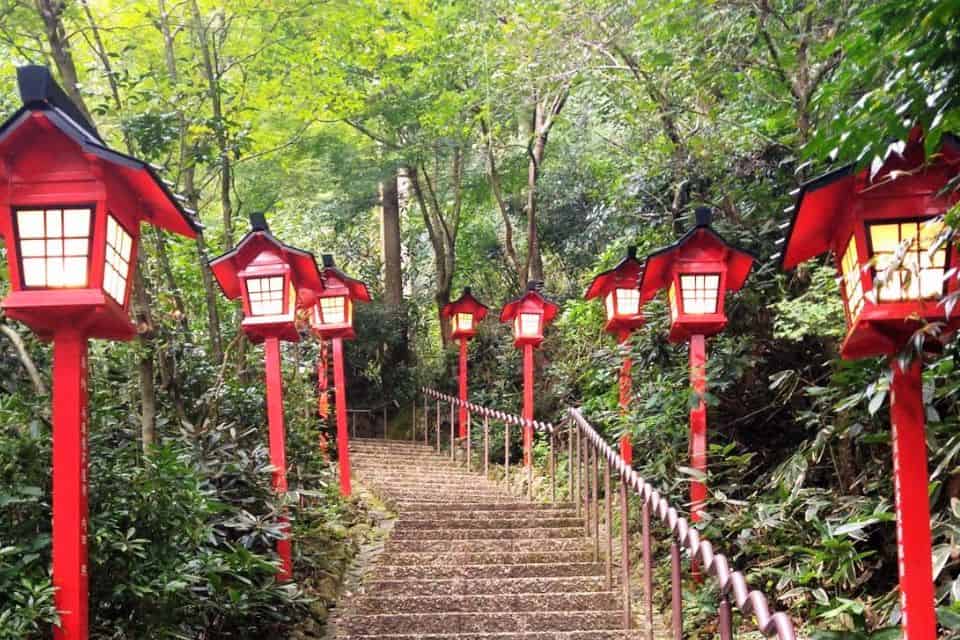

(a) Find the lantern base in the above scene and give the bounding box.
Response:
[312,327,356,341]
[2,289,135,341]
[841,303,960,360]
[668,314,726,344]
[241,317,301,344]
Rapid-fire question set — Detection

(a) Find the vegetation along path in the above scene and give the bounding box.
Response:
[333,438,652,639]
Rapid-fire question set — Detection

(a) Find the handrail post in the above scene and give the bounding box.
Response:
[550,430,556,503]
[582,435,590,535]
[592,443,600,563]
[604,458,612,590]
[466,410,472,472]
[643,499,653,640]
[505,420,510,492]
[670,541,682,640]
[483,414,489,478]
[568,422,574,504]
[412,400,416,441]
[424,393,428,445]
[527,422,533,499]
[449,401,455,462]
[718,594,732,640]
[435,398,440,454]
[620,473,631,630]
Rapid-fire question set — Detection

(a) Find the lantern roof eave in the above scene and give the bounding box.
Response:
[442,287,490,319]
[499,287,559,324]
[321,266,371,302]
[584,247,645,300]
[0,66,201,238]
[208,230,322,300]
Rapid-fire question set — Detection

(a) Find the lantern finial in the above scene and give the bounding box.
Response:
[526,280,544,292]
[627,245,638,259]
[695,207,713,227]
[249,212,269,232]
[17,65,101,142]
[322,254,336,268]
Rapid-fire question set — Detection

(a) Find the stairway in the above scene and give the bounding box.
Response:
[335,438,639,639]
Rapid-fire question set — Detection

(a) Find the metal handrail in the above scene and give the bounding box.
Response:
[419,388,799,640]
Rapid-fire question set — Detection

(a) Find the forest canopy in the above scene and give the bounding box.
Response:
[1,0,960,638]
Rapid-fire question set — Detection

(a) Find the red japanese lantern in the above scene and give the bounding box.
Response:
[779,129,960,640]
[308,254,370,496]
[585,246,645,463]
[500,281,559,468]
[442,287,490,437]
[638,208,754,539]
[0,66,200,640]
[209,214,323,581]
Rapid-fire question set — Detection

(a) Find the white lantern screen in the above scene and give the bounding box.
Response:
[456,312,474,332]
[319,296,348,325]
[16,208,91,288]
[516,312,541,337]
[614,288,640,316]
[246,276,285,316]
[679,274,720,314]
[841,234,864,321]
[869,220,946,302]
[668,282,679,320]
[103,215,133,304]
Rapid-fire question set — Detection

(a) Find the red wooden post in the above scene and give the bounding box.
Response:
[333,337,352,496]
[522,343,534,467]
[458,337,468,438]
[618,347,633,465]
[891,359,936,640]
[264,336,292,580]
[689,333,707,523]
[52,330,89,640]
[318,338,329,420]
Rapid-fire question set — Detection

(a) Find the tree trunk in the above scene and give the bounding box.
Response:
[34,0,92,123]
[380,172,403,308]
[0,323,47,395]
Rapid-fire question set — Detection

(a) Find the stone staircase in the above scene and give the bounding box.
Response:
[334,438,642,640]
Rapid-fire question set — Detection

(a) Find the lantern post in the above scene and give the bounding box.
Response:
[209,214,323,581]
[638,208,754,526]
[779,129,960,640]
[585,246,646,464]
[0,66,201,640]
[309,254,371,496]
[442,288,489,438]
[499,281,558,468]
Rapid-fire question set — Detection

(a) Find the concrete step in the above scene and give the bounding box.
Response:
[336,611,626,635]
[395,509,578,521]
[359,576,609,596]
[351,592,621,614]
[375,550,595,566]
[385,538,590,554]
[390,527,585,540]
[394,517,582,530]
[372,562,604,580]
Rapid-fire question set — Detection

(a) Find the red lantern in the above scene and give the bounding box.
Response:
[442,288,490,438]
[307,254,370,496]
[640,208,754,344]
[585,246,645,463]
[780,129,960,640]
[500,281,559,468]
[209,214,322,581]
[0,66,200,640]
[638,208,754,548]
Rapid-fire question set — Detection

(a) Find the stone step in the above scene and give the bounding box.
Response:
[390,527,585,540]
[337,633,647,640]
[385,537,590,555]
[359,576,609,596]
[394,517,582,530]
[372,562,604,580]
[336,611,625,635]
[351,591,621,614]
[375,550,595,566]
[378,494,533,503]
[395,509,578,521]
[397,502,574,512]
[356,470,494,480]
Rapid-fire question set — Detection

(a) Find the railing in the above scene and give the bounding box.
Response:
[420,387,799,640]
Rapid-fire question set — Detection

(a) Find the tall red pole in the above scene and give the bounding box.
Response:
[618,331,633,465]
[333,336,352,496]
[264,336,292,580]
[52,329,89,640]
[318,339,329,420]
[522,343,534,467]
[689,333,707,522]
[458,337,469,438]
[890,359,936,640]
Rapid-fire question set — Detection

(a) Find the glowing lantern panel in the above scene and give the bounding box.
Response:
[16,207,91,289]
[869,220,945,303]
[103,216,133,304]
[515,312,542,341]
[678,274,720,314]
[246,276,286,316]
[455,312,474,334]
[316,295,351,327]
